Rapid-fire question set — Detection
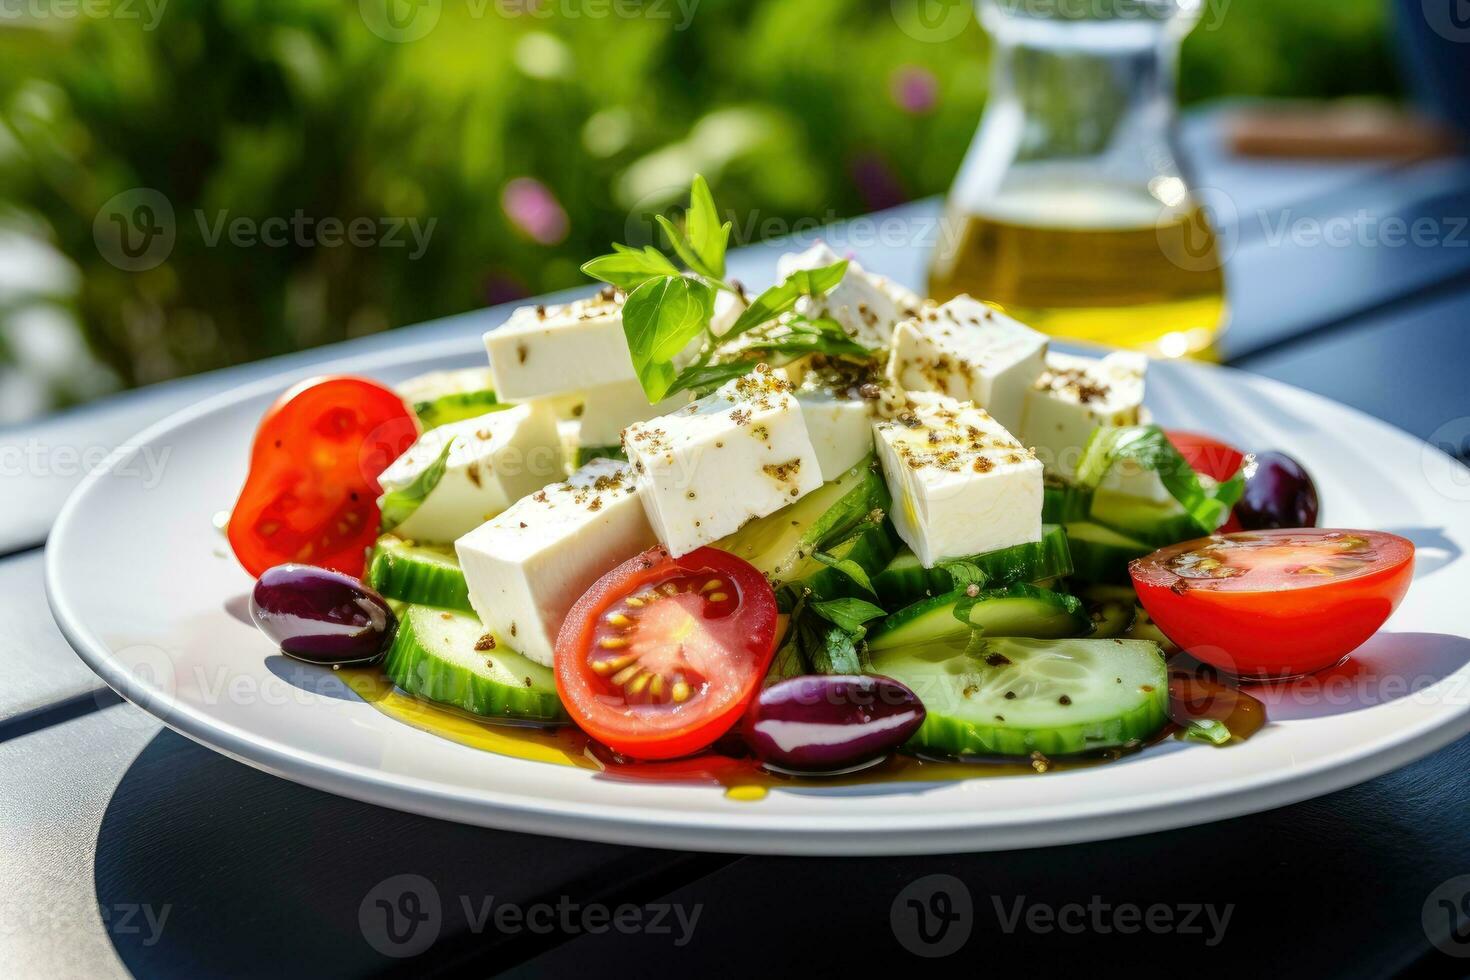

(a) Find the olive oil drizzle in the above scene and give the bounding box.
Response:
[340,661,1262,801]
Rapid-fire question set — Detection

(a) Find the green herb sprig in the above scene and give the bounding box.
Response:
[581,175,869,403]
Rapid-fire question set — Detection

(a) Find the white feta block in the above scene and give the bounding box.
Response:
[1021,351,1148,483]
[873,394,1043,567]
[623,369,823,557]
[886,295,1047,433]
[575,380,692,448]
[456,459,656,666]
[777,242,922,350]
[794,385,875,481]
[378,402,565,543]
[483,288,636,400]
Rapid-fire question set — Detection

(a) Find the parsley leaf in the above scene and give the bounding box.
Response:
[810,597,887,635]
[622,275,714,402]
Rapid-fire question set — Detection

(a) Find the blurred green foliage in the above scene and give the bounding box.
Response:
[0,0,1398,415]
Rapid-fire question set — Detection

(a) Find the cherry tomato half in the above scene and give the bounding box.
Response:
[1131,529,1414,679]
[555,546,778,760]
[228,376,418,579]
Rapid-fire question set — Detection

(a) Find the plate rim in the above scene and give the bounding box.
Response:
[43,333,1470,855]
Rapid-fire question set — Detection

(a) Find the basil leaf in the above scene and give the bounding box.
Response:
[686,174,730,280]
[1182,719,1234,746]
[725,260,849,341]
[1075,425,1244,534]
[581,246,679,290]
[655,214,722,281]
[810,548,878,597]
[665,358,761,400]
[810,597,887,635]
[744,316,872,359]
[767,593,809,682]
[622,275,715,402]
[378,438,454,533]
[808,623,864,675]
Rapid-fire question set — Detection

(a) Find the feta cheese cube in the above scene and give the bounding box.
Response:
[1020,351,1148,484]
[794,384,875,481]
[777,242,922,350]
[624,369,823,557]
[484,288,636,400]
[873,394,1043,567]
[456,459,656,666]
[575,380,692,448]
[886,295,1047,433]
[378,402,565,543]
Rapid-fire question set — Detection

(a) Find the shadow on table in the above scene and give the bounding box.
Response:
[1252,631,1470,722]
[89,730,692,978]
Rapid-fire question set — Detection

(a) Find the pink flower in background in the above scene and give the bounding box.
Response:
[501,177,569,245]
[889,65,938,115]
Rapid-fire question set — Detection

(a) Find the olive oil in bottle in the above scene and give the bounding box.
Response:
[929,185,1227,358]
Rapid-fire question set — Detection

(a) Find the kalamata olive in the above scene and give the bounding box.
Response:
[250,564,396,665]
[744,674,925,773]
[1237,451,1319,530]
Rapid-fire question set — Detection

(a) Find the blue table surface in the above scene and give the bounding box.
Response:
[2,106,1470,978]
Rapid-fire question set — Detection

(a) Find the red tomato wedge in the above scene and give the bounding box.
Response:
[1166,429,1246,532]
[228,376,418,579]
[1131,529,1414,679]
[555,546,778,760]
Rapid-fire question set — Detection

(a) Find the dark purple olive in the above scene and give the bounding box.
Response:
[1237,451,1319,530]
[250,564,396,665]
[744,675,925,773]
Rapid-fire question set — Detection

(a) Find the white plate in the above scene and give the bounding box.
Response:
[46,334,1470,855]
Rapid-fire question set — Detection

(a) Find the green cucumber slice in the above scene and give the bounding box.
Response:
[1087,488,1200,548]
[367,536,472,612]
[868,583,1089,653]
[714,456,889,583]
[874,549,930,607]
[788,521,898,601]
[869,636,1169,757]
[875,526,1073,608]
[414,391,505,430]
[1043,481,1094,523]
[1064,521,1153,584]
[1079,585,1138,639]
[383,606,566,722]
[573,444,627,467]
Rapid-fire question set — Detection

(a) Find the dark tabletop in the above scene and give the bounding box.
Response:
[3,107,1470,979]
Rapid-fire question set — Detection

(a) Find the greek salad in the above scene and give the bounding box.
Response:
[238,177,1414,775]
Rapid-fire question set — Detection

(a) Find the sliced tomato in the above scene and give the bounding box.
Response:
[555,546,778,760]
[1131,529,1414,679]
[228,376,418,579]
[1166,429,1246,532]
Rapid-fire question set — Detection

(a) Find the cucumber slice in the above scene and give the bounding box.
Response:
[1043,481,1094,523]
[869,636,1169,757]
[366,536,472,612]
[787,521,898,601]
[383,606,566,722]
[874,549,930,607]
[572,444,627,467]
[875,526,1073,609]
[1088,488,1200,548]
[714,456,889,583]
[1064,521,1153,584]
[414,391,505,430]
[868,583,1089,653]
[1079,585,1137,639]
